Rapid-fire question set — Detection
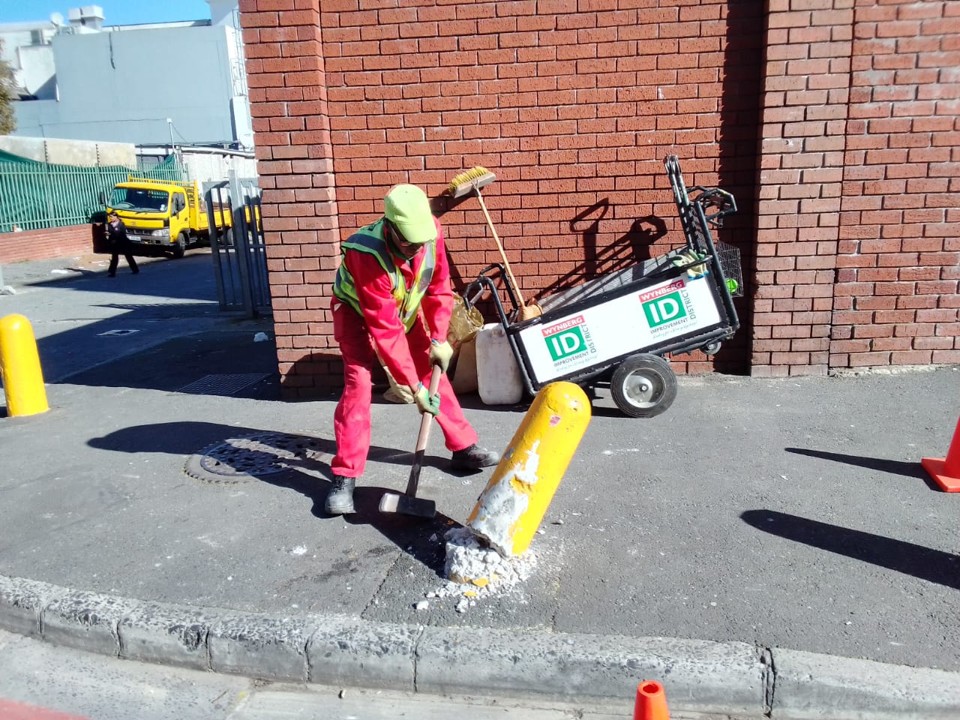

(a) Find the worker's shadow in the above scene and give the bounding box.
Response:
[88,421,466,575]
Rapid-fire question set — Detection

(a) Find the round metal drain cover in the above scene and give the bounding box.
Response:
[184,432,327,484]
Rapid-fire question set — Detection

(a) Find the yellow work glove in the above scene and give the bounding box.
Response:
[413,383,441,416]
[429,338,454,372]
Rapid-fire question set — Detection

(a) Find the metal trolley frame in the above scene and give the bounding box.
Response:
[463,155,743,418]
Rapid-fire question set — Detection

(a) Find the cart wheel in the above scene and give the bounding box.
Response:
[704,341,722,356]
[611,354,677,418]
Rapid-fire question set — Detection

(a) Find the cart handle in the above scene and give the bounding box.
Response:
[463,263,503,308]
[472,263,520,311]
[463,268,514,328]
[691,186,737,226]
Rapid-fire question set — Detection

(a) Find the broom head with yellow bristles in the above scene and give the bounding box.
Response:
[448,166,497,198]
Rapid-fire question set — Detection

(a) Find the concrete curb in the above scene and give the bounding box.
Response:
[1,574,959,717]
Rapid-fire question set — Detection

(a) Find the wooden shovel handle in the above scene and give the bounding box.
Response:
[415,364,443,453]
[405,365,443,497]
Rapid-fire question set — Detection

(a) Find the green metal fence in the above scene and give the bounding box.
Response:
[0,152,186,233]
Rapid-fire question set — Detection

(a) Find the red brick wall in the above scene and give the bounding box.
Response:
[240,0,958,394]
[240,0,764,395]
[751,0,853,377]
[752,0,959,376]
[239,0,343,391]
[0,225,91,264]
[833,0,960,368]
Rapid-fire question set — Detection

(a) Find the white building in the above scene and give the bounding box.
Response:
[0,2,253,149]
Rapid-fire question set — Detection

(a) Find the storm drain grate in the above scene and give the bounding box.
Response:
[184,432,327,484]
[177,373,269,396]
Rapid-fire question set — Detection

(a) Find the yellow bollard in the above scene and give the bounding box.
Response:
[0,314,49,417]
[466,381,591,556]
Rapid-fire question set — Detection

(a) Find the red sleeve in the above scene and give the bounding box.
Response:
[346,250,421,389]
[419,217,454,341]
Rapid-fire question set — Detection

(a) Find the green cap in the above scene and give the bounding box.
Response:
[383,184,436,245]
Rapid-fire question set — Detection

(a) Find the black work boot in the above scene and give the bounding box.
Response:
[325,475,356,515]
[450,444,500,471]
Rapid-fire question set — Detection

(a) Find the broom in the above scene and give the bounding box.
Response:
[447,167,542,322]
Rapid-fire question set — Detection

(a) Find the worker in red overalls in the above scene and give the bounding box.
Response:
[326,184,499,515]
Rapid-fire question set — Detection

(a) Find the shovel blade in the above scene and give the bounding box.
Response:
[379,492,436,519]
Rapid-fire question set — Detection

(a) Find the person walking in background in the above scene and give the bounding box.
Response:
[106,211,139,277]
[325,184,499,515]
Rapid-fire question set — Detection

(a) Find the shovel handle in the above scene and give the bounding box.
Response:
[405,365,443,496]
[415,365,443,453]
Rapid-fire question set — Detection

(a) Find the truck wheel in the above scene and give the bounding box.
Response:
[611,353,677,418]
[171,232,187,259]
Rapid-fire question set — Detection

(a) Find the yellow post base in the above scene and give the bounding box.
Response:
[0,313,49,417]
[466,381,591,556]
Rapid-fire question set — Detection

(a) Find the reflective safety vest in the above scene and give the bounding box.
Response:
[333,218,437,333]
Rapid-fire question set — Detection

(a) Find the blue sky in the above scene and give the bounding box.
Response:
[1,1,213,26]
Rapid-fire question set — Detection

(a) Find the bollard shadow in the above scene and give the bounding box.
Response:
[785,447,939,491]
[741,509,960,591]
[87,421,466,576]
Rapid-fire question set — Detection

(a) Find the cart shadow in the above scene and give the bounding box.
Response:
[741,509,960,591]
[534,202,666,304]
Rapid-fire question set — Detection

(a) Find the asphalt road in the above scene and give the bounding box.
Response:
[0,249,958,712]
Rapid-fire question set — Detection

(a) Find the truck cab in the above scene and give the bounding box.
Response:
[105,178,231,258]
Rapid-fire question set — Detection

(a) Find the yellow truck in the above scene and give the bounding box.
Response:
[103,177,232,258]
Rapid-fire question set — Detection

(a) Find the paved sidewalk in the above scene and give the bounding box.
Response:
[1,252,959,718]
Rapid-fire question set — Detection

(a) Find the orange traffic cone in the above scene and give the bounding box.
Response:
[634,680,669,720]
[921,417,960,492]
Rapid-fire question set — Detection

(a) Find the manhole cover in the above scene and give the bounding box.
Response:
[184,432,327,484]
[177,373,269,396]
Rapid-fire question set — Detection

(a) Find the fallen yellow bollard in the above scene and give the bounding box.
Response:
[0,313,49,417]
[466,381,591,556]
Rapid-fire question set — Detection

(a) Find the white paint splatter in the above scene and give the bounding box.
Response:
[469,440,540,554]
[432,527,538,615]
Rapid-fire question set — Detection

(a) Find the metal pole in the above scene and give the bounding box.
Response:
[229,170,256,318]
[206,183,229,311]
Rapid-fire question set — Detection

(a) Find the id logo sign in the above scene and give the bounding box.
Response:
[642,290,687,327]
[639,280,689,330]
[543,316,590,361]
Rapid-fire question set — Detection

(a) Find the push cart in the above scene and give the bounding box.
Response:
[463,155,743,418]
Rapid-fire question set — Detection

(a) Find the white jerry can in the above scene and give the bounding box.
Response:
[475,323,524,405]
[451,337,478,395]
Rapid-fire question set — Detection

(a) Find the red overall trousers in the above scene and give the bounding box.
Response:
[330,299,478,479]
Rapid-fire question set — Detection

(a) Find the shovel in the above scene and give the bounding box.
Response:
[378,365,442,519]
